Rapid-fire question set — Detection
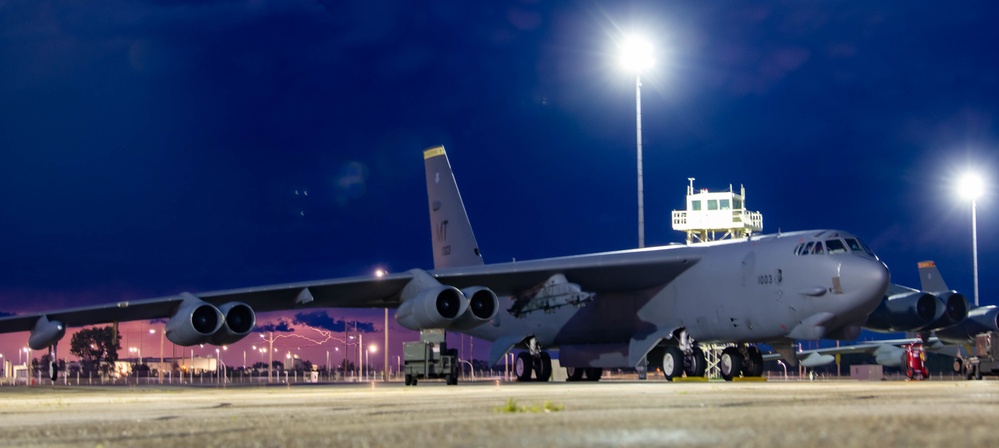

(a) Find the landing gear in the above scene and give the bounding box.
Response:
[662,346,684,381]
[685,347,707,377]
[515,352,533,382]
[566,367,585,382]
[584,368,602,381]
[535,352,552,382]
[514,350,553,382]
[720,347,744,381]
[661,330,707,380]
[743,346,764,377]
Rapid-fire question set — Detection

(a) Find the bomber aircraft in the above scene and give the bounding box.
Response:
[781,260,998,373]
[0,146,891,382]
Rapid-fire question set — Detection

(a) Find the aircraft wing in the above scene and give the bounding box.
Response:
[431,250,699,294]
[0,251,698,335]
[762,336,969,368]
[0,273,415,334]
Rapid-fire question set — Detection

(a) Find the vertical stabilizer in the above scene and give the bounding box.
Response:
[424,146,484,269]
[917,260,949,292]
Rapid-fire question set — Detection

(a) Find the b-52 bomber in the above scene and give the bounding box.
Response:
[0,146,890,382]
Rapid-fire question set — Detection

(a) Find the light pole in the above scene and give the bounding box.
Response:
[959,173,984,307]
[366,344,377,381]
[619,36,654,248]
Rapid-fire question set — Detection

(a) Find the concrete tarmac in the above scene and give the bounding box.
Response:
[1,379,997,447]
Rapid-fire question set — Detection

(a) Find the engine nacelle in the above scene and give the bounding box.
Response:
[395,285,468,331]
[165,293,225,346]
[873,345,905,367]
[920,291,968,331]
[28,316,66,350]
[210,302,256,345]
[864,292,937,333]
[936,305,999,345]
[451,286,499,330]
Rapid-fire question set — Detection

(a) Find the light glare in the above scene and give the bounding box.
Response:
[620,36,654,73]
[959,173,984,200]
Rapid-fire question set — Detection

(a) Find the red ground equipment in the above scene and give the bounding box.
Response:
[903,342,928,380]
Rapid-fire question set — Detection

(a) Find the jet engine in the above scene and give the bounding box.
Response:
[864,292,937,333]
[395,285,468,330]
[210,302,257,345]
[873,345,905,367]
[165,293,225,346]
[936,305,999,345]
[921,291,968,331]
[28,316,66,350]
[451,287,499,330]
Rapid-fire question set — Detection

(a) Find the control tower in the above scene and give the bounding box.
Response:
[671,178,763,244]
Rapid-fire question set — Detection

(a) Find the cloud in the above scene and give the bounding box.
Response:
[292,310,376,333]
[254,320,295,333]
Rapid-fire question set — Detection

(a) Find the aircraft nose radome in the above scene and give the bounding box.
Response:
[843,258,890,312]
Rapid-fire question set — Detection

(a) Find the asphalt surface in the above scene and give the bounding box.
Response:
[0,379,997,447]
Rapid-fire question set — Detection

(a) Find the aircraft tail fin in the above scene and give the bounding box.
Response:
[917,260,949,292]
[423,146,484,269]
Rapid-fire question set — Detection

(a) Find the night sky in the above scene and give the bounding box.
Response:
[2,1,998,368]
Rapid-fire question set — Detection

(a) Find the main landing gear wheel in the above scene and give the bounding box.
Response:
[515,352,533,382]
[720,347,744,381]
[685,347,707,378]
[535,352,553,382]
[662,346,684,381]
[584,368,602,382]
[743,346,764,377]
[566,367,585,382]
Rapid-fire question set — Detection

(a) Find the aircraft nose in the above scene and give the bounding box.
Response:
[841,258,890,314]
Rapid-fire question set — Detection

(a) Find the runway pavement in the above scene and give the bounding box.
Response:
[1,379,997,447]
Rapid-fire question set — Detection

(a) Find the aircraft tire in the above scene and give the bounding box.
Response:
[953,358,964,374]
[515,352,534,382]
[445,374,457,385]
[685,347,707,378]
[536,352,552,382]
[662,346,684,381]
[566,367,585,382]
[975,366,984,381]
[405,374,413,386]
[584,368,602,382]
[720,347,743,381]
[743,346,764,377]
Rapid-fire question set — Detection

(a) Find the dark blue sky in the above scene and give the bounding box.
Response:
[2,1,998,361]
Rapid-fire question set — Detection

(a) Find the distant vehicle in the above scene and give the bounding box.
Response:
[954,331,999,380]
[403,329,459,386]
[902,342,928,380]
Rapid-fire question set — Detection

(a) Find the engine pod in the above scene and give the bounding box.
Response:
[395,285,468,330]
[165,293,225,346]
[210,302,256,345]
[28,316,66,350]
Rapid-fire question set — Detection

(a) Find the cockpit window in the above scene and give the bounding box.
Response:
[810,241,825,255]
[801,242,814,255]
[826,239,848,254]
[845,237,877,257]
[795,236,878,258]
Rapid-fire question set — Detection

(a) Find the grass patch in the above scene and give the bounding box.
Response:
[494,398,564,414]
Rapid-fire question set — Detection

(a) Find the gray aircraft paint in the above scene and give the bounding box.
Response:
[0,145,891,374]
[423,146,889,368]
